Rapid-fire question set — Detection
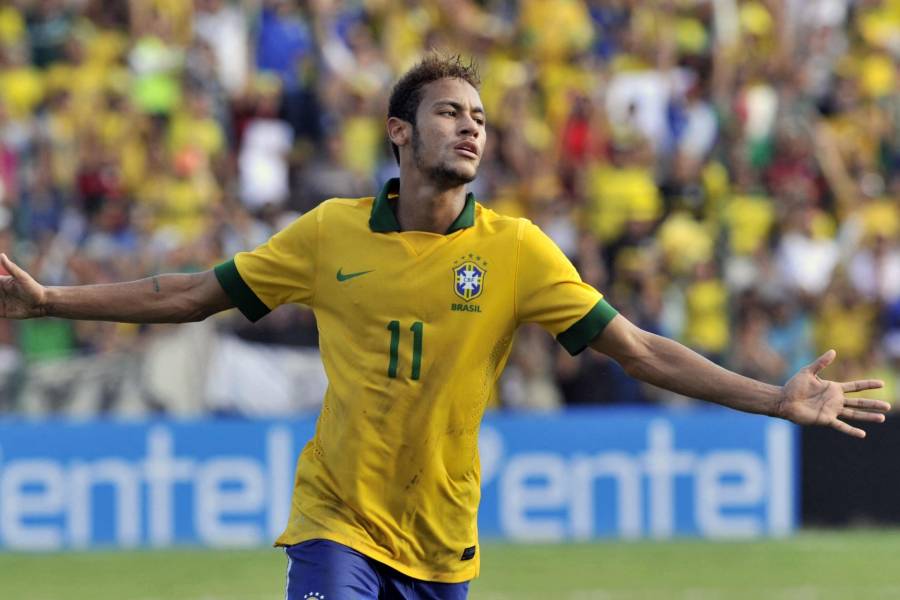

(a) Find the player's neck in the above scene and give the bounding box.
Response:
[395,174,467,234]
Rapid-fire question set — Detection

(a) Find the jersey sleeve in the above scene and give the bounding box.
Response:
[214,208,319,322]
[515,220,618,355]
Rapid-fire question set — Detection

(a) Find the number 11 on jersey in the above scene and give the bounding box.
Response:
[386,320,423,380]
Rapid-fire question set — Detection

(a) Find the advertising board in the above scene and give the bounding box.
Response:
[0,408,795,550]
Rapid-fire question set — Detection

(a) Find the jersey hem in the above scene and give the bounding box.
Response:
[213,259,271,322]
[274,530,479,584]
[556,298,619,355]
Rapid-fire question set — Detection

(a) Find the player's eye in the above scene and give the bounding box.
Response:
[441,110,456,117]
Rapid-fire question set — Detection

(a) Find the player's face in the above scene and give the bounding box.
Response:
[411,78,486,188]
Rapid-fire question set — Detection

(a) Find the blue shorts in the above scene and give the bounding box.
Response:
[284,539,470,600]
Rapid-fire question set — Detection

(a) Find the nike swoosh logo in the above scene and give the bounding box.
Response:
[336,268,374,282]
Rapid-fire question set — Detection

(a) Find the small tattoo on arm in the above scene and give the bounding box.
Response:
[152,277,160,293]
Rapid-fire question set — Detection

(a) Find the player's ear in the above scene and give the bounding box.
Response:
[387,117,412,149]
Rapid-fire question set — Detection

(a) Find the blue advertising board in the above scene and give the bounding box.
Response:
[0,408,796,550]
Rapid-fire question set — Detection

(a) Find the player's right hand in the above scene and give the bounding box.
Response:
[0,254,48,319]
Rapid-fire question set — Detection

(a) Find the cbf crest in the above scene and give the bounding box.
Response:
[452,254,488,302]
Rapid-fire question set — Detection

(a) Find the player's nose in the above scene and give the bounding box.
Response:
[457,113,480,138]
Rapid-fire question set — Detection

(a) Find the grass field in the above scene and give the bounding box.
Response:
[3,530,900,600]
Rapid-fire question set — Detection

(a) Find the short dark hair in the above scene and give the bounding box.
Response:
[387,54,481,163]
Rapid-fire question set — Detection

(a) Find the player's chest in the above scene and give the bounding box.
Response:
[317,234,514,324]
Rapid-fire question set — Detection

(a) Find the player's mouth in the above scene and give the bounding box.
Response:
[454,141,479,159]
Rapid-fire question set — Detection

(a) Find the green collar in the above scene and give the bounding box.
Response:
[368,178,476,234]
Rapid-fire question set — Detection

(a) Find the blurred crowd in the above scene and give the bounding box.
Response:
[0,0,898,412]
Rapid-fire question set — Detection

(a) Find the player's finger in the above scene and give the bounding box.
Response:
[840,408,886,423]
[831,419,866,438]
[806,349,836,375]
[841,379,884,393]
[844,398,891,412]
[0,253,28,281]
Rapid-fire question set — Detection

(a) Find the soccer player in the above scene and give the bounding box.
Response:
[0,55,888,598]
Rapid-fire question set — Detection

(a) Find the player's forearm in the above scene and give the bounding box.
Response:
[42,272,226,323]
[624,332,784,418]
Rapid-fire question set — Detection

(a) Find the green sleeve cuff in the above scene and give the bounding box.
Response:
[214,259,271,323]
[556,299,619,356]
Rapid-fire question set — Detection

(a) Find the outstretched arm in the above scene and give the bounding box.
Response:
[590,314,889,438]
[0,254,233,324]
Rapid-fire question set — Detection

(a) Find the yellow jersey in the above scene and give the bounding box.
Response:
[214,178,617,582]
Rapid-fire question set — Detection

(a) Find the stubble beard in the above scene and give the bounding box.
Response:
[412,127,477,190]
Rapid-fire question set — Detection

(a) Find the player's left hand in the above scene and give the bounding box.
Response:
[778,349,889,438]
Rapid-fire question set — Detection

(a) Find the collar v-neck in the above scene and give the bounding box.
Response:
[368,178,476,234]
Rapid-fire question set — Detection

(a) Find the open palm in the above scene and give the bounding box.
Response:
[0,254,47,319]
[779,349,889,438]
